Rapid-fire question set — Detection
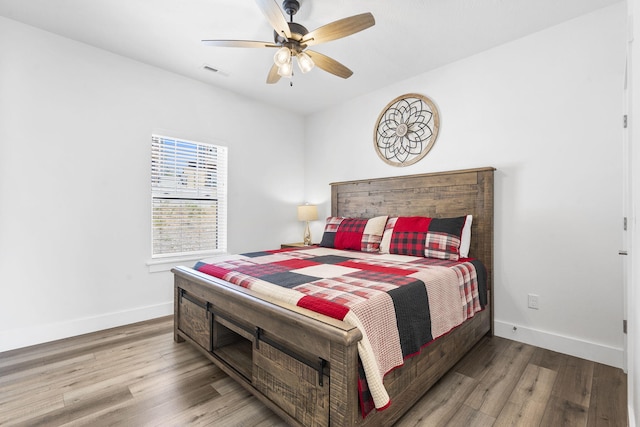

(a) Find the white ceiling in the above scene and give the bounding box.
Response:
[0,0,621,115]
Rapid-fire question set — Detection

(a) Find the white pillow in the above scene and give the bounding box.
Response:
[459,215,472,258]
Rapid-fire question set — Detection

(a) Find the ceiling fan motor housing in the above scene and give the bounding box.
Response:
[274,22,309,45]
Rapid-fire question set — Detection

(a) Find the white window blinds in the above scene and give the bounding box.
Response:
[151,135,227,258]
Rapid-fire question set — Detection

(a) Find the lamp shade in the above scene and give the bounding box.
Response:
[296,52,315,73]
[277,59,293,78]
[297,205,318,222]
[273,47,291,67]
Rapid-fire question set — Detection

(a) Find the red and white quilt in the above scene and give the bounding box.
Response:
[195,246,486,415]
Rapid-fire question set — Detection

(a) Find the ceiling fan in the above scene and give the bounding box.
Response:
[202,0,375,84]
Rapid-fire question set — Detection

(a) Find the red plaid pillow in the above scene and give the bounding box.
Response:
[380,216,467,260]
[319,216,388,252]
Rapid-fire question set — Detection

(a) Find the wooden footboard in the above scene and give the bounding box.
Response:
[173,266,490,427]
[173,266,362,426]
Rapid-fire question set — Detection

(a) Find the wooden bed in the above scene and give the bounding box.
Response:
[172,167,494,426]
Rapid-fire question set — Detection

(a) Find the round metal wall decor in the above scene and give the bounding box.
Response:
[373,93,440,167]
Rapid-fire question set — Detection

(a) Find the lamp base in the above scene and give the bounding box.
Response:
[303,221,312,246]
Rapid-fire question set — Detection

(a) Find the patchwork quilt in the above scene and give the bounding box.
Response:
[195,246,487,415]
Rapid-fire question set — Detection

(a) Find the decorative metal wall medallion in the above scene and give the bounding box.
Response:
[373,93,440,167]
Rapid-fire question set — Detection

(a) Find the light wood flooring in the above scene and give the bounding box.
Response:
[0,316,627,426]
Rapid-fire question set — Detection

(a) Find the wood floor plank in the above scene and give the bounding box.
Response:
[15,385,133,427]
[445,403,496,427]
[128,357,221,397]
[48,345,224,425]
[91,331,178,362]
[0,333,177,395]
[529,346,569,372]
[464,340,537,418]
[586,363,628,427]
[552,354,595,408]
[493,364,557,426]
[0,352,96,398]
[65,382,220,427]
[454,336,511,379]
[209,395,289,427]
[539,396,589,427]
[395,371,478,427]
[0,316,628,427]
[158,385,256,426]
[0,392,65,425]
[61,356,174,404]
[0,317,172,373]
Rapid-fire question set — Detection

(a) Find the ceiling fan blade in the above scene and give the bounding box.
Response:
[306,50,353,79]
[202,40,279,48]
[266,63,281,84]
[301,13,375,46]
[254,0,292,40]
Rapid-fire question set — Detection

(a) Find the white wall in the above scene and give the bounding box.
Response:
[304,4,627,368]
[628,0,639,423]
[0,16,305,352]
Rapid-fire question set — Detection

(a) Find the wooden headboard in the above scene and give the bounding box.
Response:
[330,167,495,295]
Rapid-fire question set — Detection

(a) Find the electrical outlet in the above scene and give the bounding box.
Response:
[528,294,539,310]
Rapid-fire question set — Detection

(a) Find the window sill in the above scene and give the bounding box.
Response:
[146,252,227,273]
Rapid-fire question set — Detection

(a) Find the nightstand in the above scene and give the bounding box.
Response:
[280,242,317,249]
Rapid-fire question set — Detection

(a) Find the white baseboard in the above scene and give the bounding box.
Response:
[0,301,173,353]
[494,320,624,369]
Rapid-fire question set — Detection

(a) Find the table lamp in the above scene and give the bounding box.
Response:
[297,204,318,246]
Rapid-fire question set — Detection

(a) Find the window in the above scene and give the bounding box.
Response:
[151,135,227,258]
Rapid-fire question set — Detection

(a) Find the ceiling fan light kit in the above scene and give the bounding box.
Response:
[273,46,314,77]
[202,0,375,84]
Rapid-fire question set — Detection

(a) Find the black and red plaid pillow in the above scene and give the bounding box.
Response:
[381,216,467,260]
[319,216,388,252]
[390,231,428,257]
